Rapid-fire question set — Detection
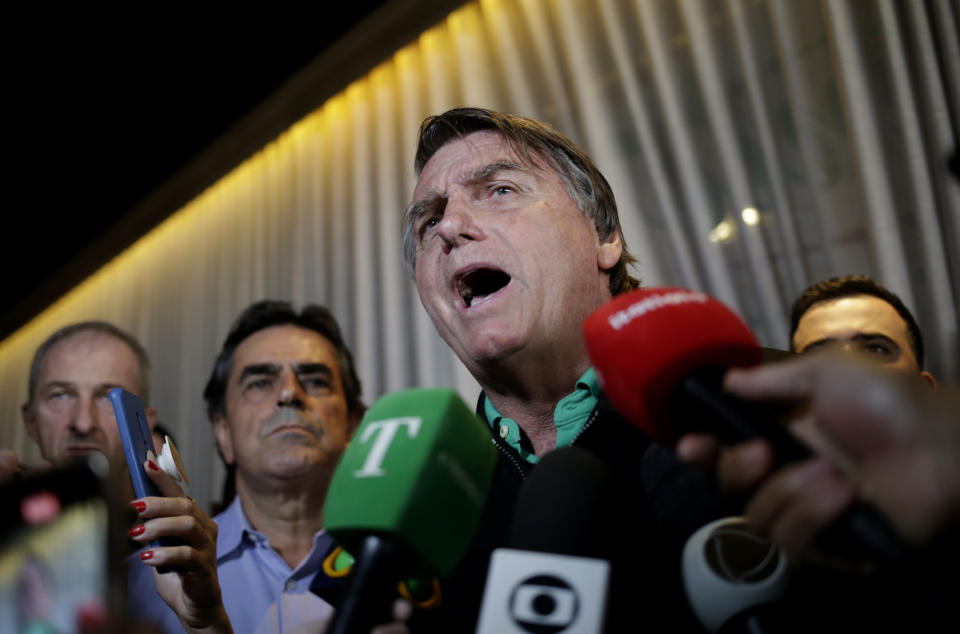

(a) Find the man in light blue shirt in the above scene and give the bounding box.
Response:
[128,301,366,633]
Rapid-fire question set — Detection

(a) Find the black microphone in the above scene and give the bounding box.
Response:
[476,447,614,634]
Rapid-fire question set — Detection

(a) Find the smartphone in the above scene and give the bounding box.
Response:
[110,387,178,572]
[0,461,124,633]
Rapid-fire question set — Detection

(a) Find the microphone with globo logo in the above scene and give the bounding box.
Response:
[582,287,911,566]
[476,447,615,634]
[322,387,498,634]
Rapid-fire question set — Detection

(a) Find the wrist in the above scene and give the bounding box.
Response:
[182,606,233,634]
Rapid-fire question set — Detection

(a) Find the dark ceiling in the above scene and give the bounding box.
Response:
[4,4,390,340]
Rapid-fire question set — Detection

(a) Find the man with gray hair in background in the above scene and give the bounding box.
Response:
[15,320,158,477]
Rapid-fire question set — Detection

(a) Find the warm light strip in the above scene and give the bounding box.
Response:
[0,10,464,357]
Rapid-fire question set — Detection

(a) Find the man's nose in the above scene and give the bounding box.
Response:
[277,371,306,408]
[436,193,485,252]
[70,396,99,435]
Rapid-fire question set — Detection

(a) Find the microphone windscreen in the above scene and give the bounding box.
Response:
[477,448,616,634]
[324,388,497,576]
[682,516,790,632]
[583,287,761,444]
[509,447,618,560]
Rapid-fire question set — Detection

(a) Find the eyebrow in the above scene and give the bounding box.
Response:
[407,161,529,226]
[293,363,334,377]
[464,161,528,185]
[238,362,334,381]
[801,333,901,352]
[41,381,75,392]
[238,363,282,381]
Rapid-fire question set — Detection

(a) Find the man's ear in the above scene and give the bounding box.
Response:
[21,402,39,444]
[920,370,937,391]
[145,406,159,430]
[213,414,235,466]
[597,232,623,271]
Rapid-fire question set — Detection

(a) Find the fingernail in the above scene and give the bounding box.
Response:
[140,550,154,561]
[128,524,145,537]
[148,460,160,471]
[130,501,147,513]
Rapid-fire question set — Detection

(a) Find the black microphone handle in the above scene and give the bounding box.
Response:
[675,369,912,566]
[326,535,402,634]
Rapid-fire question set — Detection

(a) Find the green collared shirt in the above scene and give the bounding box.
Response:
[484,367,601,464]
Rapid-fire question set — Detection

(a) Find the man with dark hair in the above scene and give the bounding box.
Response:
[789,275,936,388]
[128,300,368,634]
[20,320,157,469]
[403,107,728,631]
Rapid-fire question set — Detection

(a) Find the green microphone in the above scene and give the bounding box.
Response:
[323,388,498,634]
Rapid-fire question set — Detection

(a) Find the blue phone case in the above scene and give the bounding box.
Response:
[110,387,178,570]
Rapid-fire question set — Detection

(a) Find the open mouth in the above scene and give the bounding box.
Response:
[457,268,511,307]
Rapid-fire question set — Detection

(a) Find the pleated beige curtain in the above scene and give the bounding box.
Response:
[1,0,958,510]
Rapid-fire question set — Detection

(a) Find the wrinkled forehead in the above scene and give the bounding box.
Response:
[413,130,557,199]
[35,330,143,395]
[230,325,341,379]
[41,330,138,373]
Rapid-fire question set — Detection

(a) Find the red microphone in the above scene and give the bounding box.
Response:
[583,287,910,564]
[582,287,772,447]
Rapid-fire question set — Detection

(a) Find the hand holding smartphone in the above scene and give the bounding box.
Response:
[110,388,181,573]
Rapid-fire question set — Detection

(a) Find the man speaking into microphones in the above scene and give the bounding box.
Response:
[400,107,733,632]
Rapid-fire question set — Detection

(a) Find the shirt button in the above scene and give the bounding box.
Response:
[285,579,296,591]
[499,425,509,439]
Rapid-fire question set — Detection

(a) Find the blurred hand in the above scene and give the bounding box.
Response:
[0,449,20,484]
[677,354,960,553]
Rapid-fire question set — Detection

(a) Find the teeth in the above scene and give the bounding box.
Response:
[457,269,512,308]
[458,278,473,307]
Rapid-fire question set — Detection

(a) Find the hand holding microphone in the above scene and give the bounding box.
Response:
[681,353,960,551]
[582,287,913,565]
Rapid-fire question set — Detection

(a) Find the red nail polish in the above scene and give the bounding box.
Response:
[130,501,147,513]
[140,550,154,561]
[148,460,160,471]
[128,524,145,537]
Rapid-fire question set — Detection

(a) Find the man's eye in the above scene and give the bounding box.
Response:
[49,391,68,401]
[492,185,513,195]
[418,215,442,238]
[302,377,330,392]
[863,343,892,356]
[245,378,273,391]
